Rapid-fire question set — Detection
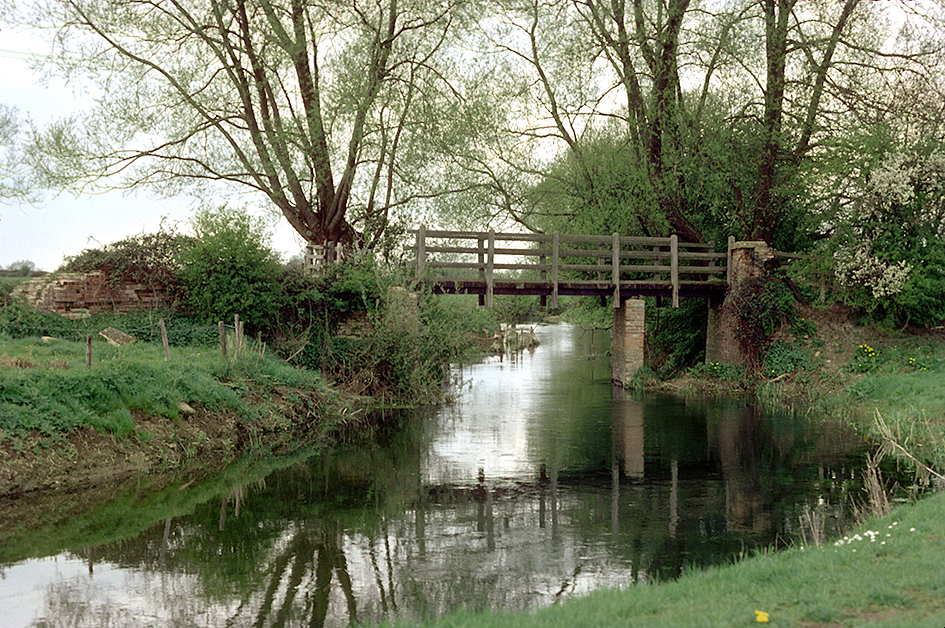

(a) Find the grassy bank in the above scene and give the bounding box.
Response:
[379,490,945,628]
[0,334,359,495]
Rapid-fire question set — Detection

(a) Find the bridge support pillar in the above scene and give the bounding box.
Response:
[706,241,775,368]
[705,297,723,364]
[613,298,645,385]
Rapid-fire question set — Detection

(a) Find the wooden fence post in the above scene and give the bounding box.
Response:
[219,321,227,357]
[551,232,560,310]
[416,225,426,278]
[478,234,486,306]
[670,234,679,308]
[485,229,495,308]
[612,232,621,307]
[159,318,171,360]
[86,335,92,371]
[234,314,242,352]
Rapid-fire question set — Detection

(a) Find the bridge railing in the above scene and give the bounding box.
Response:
[409,227,729,308]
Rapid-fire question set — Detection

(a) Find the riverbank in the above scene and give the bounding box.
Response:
[381,488,945,628]
[0,337,371,497]
[0,312,941,628]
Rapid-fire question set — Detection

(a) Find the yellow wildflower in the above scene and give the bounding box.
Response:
[754,610,770,623]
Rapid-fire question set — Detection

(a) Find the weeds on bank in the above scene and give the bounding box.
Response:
[689,361,744,381]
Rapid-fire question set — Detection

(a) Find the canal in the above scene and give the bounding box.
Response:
[0,323,870,627]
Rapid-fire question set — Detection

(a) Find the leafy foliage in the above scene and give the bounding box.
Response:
[647,297,709,377]
[61,227,193,293]
[292,265,485,404]
[764,341,813,378]
[811,141,945,326]
[176,207,287,332]
[725,278,795,373]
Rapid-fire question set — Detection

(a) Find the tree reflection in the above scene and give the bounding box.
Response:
[22,384,879,628]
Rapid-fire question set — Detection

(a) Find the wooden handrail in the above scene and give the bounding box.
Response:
[409,226,730,307]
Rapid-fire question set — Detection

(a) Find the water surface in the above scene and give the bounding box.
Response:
[0,323,869,627]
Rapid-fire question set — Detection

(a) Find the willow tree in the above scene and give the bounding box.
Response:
[18,0,464,249]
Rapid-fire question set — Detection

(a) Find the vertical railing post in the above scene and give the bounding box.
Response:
[670,234,679,308]
[612,232,621,308]
[552,232,560,309]
[486,229,495,307]
[478,235,485,279]
[726,235,735,285]
[597,242,605,282]
[416,225,426,278]
[478,234,486,306]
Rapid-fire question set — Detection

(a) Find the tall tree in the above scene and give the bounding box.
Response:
[479,0,944,248]
[16,0,464,248]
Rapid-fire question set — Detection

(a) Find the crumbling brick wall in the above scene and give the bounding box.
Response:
[11,272,170,319]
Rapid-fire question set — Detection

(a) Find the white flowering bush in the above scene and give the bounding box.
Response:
[821,144,945,325]
[833,245,912,299]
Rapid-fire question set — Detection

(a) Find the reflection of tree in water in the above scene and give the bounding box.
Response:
[39,396,880,628]
[240,525,354,628]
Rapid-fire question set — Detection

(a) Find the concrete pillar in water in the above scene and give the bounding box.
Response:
[613,297,645,385]
[612,386,645,479]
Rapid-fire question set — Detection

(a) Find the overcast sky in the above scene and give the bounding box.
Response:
[0,26,306,272]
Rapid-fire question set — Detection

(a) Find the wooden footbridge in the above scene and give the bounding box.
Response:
[406,227,792,385]
[410,226,732,308]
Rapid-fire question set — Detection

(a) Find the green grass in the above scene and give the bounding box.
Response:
[377,492,945,628]
[840,341,945,480]
[0,335,328,439]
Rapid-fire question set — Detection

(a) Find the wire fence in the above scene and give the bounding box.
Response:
[1,313,254,370]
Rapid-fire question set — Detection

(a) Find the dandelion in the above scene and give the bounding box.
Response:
[754,610,770,623]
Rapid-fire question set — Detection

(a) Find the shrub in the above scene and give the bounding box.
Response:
[725,277,794,372]
[61,227,193,295]
[764,341,812,377]
[176,206,288,332]
[648,297,708,376]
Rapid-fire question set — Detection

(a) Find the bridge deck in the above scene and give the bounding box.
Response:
[422,278,727,299]
[410,227,733,308]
